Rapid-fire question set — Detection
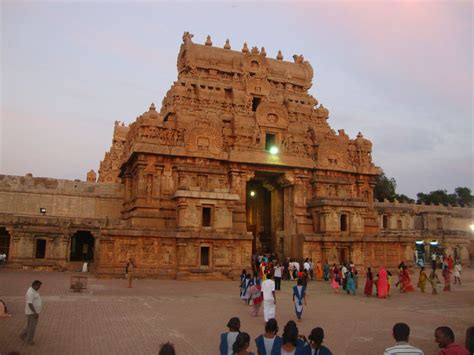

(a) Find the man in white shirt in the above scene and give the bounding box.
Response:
[262,273,276,322]
[20,280,43,345]
[383,323,424,355]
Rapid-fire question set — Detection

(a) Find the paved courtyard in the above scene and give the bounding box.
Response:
[0,268,473,355]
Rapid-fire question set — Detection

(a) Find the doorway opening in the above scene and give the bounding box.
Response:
[70,231,95,262]
[0,227,11,260]
[246,172,284,256]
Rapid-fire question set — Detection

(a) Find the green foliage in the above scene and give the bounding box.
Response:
[416,187,473,206]
[374,171,397,201]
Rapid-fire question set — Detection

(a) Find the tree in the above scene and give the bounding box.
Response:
[374,171,396,201]
[416,187,472,206]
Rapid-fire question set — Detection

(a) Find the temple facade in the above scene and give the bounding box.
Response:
[0,33,472,279]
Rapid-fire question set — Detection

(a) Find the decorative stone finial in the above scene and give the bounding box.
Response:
[357,132,363,138]
[149,103,156,111]
[293,54,304,64]
[242,42,249,53]
[251,46,259,55]
[224,39,231,49]
[276,50,283,60]
[205,35,212,46]
[182,31,194,44]
[260,47,267,57]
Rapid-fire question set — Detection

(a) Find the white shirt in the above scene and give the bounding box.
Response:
[304,262,310,271]
[227,331,239,355]
[383,342,424,355]
[25,287,42,315]
[264,336,275,355]
[262,279,275,300]
[454,264,462,277]
[274,266,282,278]
[342,266,348,277]
[294,262,300,272]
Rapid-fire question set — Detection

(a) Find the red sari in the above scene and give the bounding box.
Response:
[400,269,415,292]
[378,267,388,298]
[364,271,373,296]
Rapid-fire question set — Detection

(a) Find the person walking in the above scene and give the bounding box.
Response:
[330,265,340,293]
[429,269,441,295]
[442,266,451,292]
[378,266,388,298]
[323,261,330,281]
[125,257,136,288]
[417,267,428,293]
[250,283,263,317]
[346,270,356,296]
[364,267,374,296]
[19,280,43,345]
[274,263,283,291]
[262,273,276,322]
[255,318,282,355]
[453,261,462,285]
[293,278,307,321]
[383,323,424,355]
[434,326,469,355]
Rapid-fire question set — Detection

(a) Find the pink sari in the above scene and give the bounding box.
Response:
[378,266,388,298]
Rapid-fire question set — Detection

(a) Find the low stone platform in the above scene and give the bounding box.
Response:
[0,268,473,354]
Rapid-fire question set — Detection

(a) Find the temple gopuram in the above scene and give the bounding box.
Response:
[0,33,472,279]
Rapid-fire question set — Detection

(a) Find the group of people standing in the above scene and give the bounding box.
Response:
[220,317,332,355]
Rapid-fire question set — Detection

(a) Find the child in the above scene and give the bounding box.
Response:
[249,283,262,317]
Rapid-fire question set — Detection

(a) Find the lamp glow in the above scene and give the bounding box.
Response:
[269,146,279,155]
[250,191,256,197]
[470,224,474,231]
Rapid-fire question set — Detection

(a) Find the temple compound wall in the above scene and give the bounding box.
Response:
[1,33,472,279]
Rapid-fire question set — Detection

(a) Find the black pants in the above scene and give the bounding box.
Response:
[275,277,281,290]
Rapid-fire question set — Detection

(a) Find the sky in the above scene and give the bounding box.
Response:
[1,0,472,198]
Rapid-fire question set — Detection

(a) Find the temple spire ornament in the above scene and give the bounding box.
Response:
[276,50,283,60]
[242,42,249,53]
[205,35,212,46]
[224,39,231,49]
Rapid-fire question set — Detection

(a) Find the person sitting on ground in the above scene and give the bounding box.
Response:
[301,327,332,355]
[434,326,469,355]
[383,322,424,355]
[159,342,176,355]
[255,318,282,355]
[232,332,255,355]
[220,317,241,355]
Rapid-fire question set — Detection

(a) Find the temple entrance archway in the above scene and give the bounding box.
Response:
[70,231,95,262]
[0,227,11,259]
[246,172,284,255]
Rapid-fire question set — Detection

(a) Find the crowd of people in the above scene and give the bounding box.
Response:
[220,317,332,355]
[219,317,472,355]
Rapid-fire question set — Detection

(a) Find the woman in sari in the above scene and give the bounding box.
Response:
[417,267,428,293]
[378,266,388,298]
[316,261,323,281]
[429,268,440,295]
[400,266,415,292]
[364,267,373,296]
[442,266,451,291]
[331,267,340,293]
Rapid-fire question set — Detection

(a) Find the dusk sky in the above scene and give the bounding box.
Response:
[1,1,472,198]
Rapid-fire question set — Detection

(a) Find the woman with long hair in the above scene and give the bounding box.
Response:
[364,267,373,296]
[232,332,255,355]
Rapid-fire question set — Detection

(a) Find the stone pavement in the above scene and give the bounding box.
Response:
[0,268,473,355]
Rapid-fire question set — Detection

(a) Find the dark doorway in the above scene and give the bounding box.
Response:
[35,239,46,259]
[0,228,11,259]
[246,172,284,255]
[200,246,210,266]
[70,231,95,262]
[339,248,349,264]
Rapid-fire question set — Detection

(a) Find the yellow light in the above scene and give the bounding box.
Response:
[269,146,279,155]
[250,191,256,197]
[470,224,474,231]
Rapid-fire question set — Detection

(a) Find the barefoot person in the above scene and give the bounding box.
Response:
[293,278,307,321]
[19,280,42,345]
[262,273,276,322]
[125,257,136,288]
